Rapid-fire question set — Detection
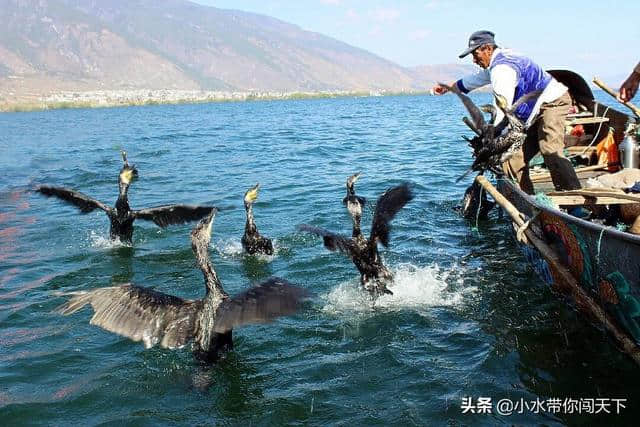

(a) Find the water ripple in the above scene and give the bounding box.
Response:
[1,94,639,425]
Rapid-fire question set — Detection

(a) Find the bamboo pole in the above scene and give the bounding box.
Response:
[475,175,640,365]
[593,77,640,118]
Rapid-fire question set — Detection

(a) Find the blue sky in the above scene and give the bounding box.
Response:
[193,0,639,85]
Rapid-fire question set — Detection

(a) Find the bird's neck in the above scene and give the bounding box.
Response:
[116,183,130,213]
[505,113,521,129]
[244,202,256,231]
[203,261,224,298]
[351,214,362,238]
[194,241,225,298]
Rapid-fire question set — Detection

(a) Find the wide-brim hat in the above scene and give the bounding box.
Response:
[459,30,496,58]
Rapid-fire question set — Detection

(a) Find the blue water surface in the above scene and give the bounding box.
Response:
[0,93,638,426]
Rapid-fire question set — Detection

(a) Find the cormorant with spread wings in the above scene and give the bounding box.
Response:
[37,151,215,243]
[299,174,413,297]
[57,209,308,363]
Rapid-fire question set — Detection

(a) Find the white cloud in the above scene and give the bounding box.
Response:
[369,7,400,23]
[320,0,342,4]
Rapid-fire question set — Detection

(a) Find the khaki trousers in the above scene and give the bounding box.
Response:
[504,92,581,194]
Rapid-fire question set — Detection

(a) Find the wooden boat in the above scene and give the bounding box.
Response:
[471,71,640,365]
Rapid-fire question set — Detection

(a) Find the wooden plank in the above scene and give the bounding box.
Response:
[566,146,597,154]
[530,164,610,183]
[567,111,594,118]
[547,189,640,203]
[567,117,609,125]
[547,195,639,205]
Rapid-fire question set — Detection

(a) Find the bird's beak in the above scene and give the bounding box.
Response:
[204,208,217,237]
[494,93,508,111]
[245,183,260,203]
[347,172,361,188]
[120,168,136,185]
[208,207,218,220]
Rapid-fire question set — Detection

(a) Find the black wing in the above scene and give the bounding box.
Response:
[456,166,475,183]
[370,183,413,247]
[442,82,487,132]
[509,89,543,113]
[462,116,482,136]
[57,284,202,349]
[214,277,308,333]
[297,224,356,257]
[37,185,111,214]
[133,205,215,228]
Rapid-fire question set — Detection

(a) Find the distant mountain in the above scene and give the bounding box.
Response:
[0,0,474,101]
[409,64,477,88]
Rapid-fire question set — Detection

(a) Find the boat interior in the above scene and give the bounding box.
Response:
[501,70,640,233]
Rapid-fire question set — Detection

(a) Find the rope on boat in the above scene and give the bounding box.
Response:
[474,174,640,367]
[516,210,540,243]
[535,192,557,209]
[473,183,485,232]
[596,227,606,269]
[568,104,611,160]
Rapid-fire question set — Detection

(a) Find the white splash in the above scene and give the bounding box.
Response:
[88,230,131,249]
[214,238,244,257]
[322,263,475,315]
[214,238,279,261]
[255,238,279,262]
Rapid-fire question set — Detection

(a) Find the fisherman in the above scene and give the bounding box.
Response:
[618,61,640,102]
[432,30,581,196]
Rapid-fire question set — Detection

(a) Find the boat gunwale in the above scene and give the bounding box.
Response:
[498,176,640,246]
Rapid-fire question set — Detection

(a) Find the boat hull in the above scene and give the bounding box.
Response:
[497,178,640,347]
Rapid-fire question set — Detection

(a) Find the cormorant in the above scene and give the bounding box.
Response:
[299,174,413,297]
[37,151,215,243]
[343,172,367,208]
[458,177,495,220]
[241,183,274,255]
[439,82,541,181]
[57,209,307,363]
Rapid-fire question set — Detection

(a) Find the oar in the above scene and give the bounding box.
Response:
[474,174,640,366]
[593,77,640,118]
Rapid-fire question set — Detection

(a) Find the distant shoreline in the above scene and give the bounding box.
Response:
[0,89,431,113]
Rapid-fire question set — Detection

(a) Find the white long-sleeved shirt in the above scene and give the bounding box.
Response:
[457,48,568,128]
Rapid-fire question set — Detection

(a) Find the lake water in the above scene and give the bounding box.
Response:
[1,93,639,425]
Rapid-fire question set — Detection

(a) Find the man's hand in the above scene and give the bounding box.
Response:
[431,83,451,95]
[618,64,640,102]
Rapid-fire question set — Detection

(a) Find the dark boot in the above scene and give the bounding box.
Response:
[544,154,581,191]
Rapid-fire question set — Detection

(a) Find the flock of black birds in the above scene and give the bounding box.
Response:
[440,82,541,221]
[37,152,413,363]
[37,86,532,364]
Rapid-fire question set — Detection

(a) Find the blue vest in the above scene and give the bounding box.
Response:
[491,51,551,122]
